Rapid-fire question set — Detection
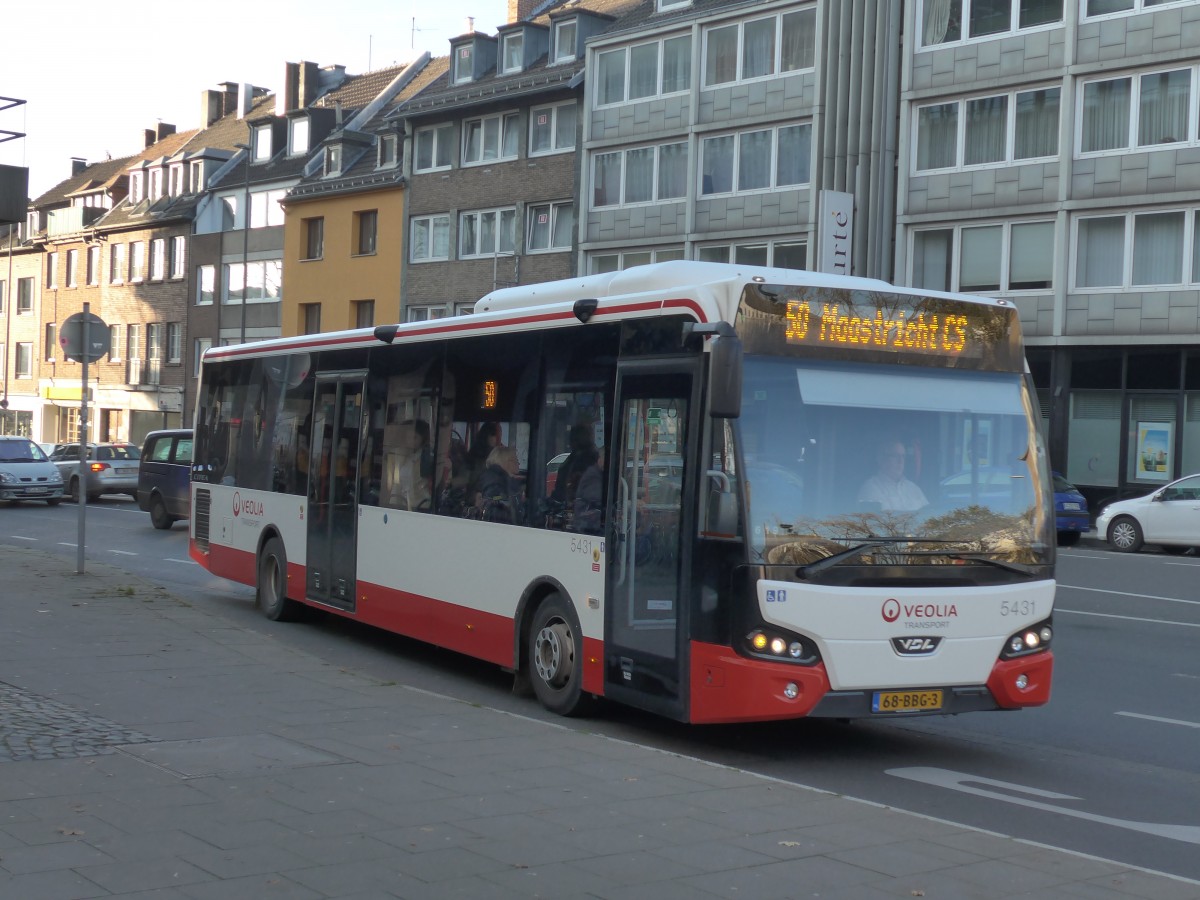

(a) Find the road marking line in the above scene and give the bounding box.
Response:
[1058,585,1199,607]
[166,557,198,565]
[57,542,78,548]
[1055,609,1200,629]
[1116,711,1200,730]
[9,535,38,541]
[888,767,1200,845]
[1163,561,1200,567]
[107,549,137,556]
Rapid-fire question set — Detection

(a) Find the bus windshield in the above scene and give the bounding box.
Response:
[738,357,1053,571]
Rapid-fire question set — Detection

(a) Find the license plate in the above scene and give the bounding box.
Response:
[872,689,944,713]
[116,468,137,474]
[1062,502,1081,510]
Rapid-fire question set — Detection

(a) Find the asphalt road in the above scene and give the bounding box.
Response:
[3,498,1198,882]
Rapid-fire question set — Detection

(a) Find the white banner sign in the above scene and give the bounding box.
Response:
[818,190,854,276]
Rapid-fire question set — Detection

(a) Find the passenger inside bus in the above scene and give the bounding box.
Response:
[571,448,604,534]
[551,424,597,506]
[476,443,524,523]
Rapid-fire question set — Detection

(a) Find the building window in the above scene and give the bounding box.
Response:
[0,278,5,314]
[147,323,164,384]
[109,325,122,362]
[530,102,577,155]
[589,247,685,273]
[197,265,215,306]
[167,323,182,364]
[593,141,689,207]
[453,43,474,83]
[354,300,375,328]
[45,323,57,362]
[47,252,58,289]
[407,304,449,322]
[130,241,145,282]
[703,9,816,87]
[325,145,343,176]
[1084,0,1187,15]
[109,244,124,284]
[1080,68,1193,155]
[502,32,524,73]
[553,20,577,63]
[129,172,144,204]
[595,35,692,106]
[193,337,211,377]
[290,117,309,155]
[250,189,286,228]
[253,124,273,161]
[410,215,451,262]
[224,260,283,304]
[170,236,186,278]
[304,218,324,260]
[700,124,811,195]
[462,112,520,165]
[15,342,32,378]
[911,220,1055,293]
[87,245,100,285]
[17,277,32,314]
[1072,209,1200,289]
[150,169,163,201]
[414,124,455,172]
[127,325,142,384]
[696,240,807,270]
[920,0,1063,47]
[66,249,79,288]
[378,133,398,168]
[460,208,516,258]
[191,160,205,192]
[527,202,574,252]
[658,0,690,9]
[301,303,321,334]
[916,87,1060,172]
[356,210,378,256]
[169,164,184,196]
[149,238,166,280]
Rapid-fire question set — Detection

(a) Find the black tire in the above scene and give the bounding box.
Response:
[68,477,80,503]
[1107,516,1144,553]
[1056,531,1080,547]
[257,536,303,622]
[46,498,61,507]
[149,496,175,530]
[528,592,594,717]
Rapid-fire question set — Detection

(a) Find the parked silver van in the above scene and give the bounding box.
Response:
[0,436,65,505]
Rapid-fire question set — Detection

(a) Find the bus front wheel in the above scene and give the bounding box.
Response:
[529,593,593,717]
[258,536,303,622]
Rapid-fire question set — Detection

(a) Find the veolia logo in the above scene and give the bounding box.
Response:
[882,598,901,622]
[233,491,242,516]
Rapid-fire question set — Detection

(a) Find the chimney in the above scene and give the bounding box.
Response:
[70,158,87,176]
[299,61,320,108]
[507,0,538,23]
[201,89,223,126]
[156,122,176,142]
[281,62,299,115]
[144,129,156,148]
[220,81,240,115]
[239,83,257,118]
[465,16,475,33]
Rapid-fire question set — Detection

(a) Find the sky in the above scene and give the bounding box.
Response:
[0,0,508,200]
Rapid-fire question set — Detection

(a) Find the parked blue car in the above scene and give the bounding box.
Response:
[137,429,193,529]
[1053,472,1089,546]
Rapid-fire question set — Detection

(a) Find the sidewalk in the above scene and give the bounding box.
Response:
[1,544,1195,899]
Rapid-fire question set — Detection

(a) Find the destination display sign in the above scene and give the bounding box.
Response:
[737,283,1022,372]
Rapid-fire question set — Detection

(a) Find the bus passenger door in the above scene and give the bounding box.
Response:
[605,366,698,721]
[307,373,365,611]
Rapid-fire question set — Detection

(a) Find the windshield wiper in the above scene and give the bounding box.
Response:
[910,551,1040,576]
[796,536,955,579]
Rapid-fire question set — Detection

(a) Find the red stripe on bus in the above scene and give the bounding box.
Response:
[689,641,831,723]
[987,653,1053,708]
[204,297,709,361]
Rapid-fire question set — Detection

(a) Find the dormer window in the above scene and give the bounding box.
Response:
[657,0,690,9]
[454,43,474,83]
[553,20,577,63]
[253,123,273,161]
[169,163,184,195]
[502,32,524,73]
[290,118,310,156]
[325,145,343,176]
[149,168,163,201]
[130,171,144,203]
[190,161,205,192]
[378,133,398,168]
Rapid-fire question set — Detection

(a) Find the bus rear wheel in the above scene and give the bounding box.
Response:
[257,536,303,622]
[529,593,593,717]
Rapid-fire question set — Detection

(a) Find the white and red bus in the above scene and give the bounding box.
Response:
[191,261,1055,723]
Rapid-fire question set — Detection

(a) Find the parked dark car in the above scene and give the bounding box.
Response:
[1053,472,1089,546]
[50,442,141,501]
[137,429,193,529]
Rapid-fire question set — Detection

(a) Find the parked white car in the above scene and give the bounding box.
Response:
[0,436,64,505]
[1096,474,1200,554]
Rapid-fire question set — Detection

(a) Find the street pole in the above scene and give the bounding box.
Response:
[77,302,90,574]
[234,136,251,345]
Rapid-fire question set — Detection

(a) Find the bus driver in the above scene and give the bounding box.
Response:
[857,438,928,512]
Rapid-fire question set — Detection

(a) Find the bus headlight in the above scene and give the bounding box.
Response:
[1001,618,1053,659]
[745,630,818,665]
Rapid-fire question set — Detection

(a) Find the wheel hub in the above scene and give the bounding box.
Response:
[534,622,574,688]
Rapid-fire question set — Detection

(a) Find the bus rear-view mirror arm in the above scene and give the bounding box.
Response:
[684,322,743,419]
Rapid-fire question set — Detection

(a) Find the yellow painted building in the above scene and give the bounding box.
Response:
[281,180,406,336]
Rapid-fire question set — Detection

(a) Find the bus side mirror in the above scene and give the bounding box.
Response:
[708,333,742,418]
